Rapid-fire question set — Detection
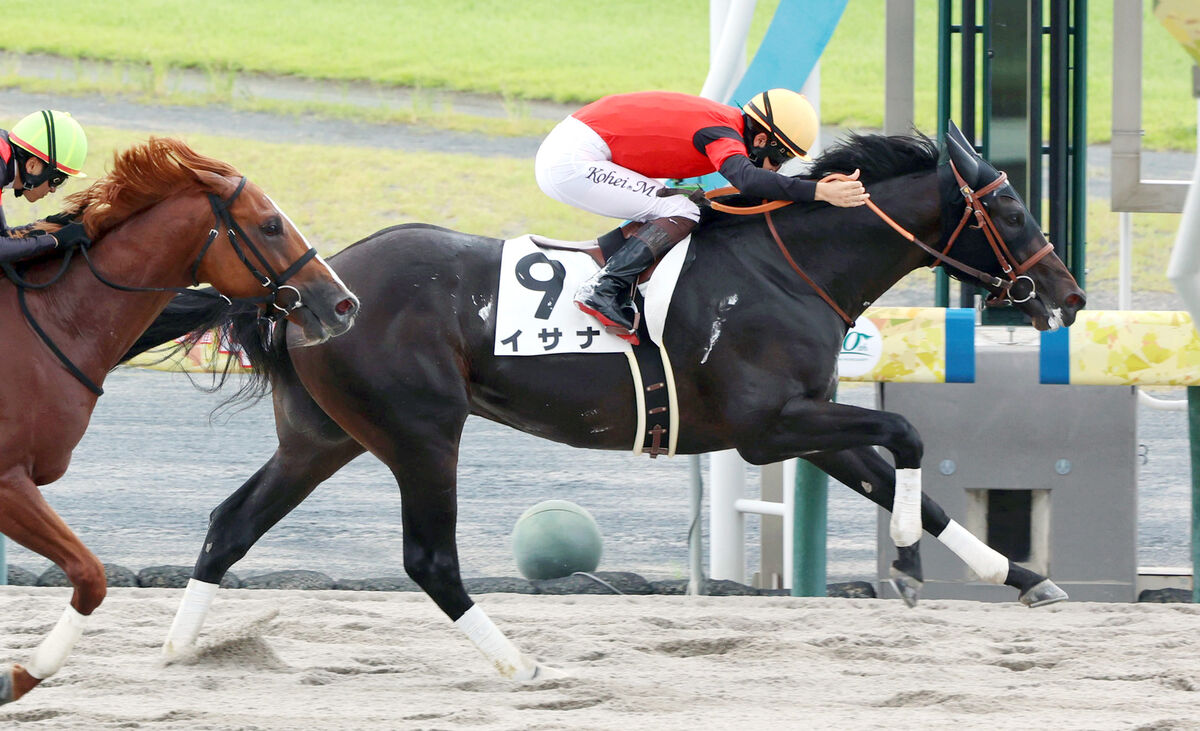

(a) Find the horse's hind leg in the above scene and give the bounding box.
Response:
[303,371,541,680]
[162,400,365,657]
[0,470,105,703]
[381,436,540,681]
[806,447,1067,607]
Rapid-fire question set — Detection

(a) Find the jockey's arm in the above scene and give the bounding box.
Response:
[0,205,66,264]
[0,231,60,264]
[719,156,868,208]
[719,155,817,202]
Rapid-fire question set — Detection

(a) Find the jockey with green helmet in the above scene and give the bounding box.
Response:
[0,110,91,264]
[535,88,867,344]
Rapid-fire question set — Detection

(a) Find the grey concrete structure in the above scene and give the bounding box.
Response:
[876,341,1138,603]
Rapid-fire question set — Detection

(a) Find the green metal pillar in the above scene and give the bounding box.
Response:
[791,457,828,596]
[1190,387,1200,603]
[0,538,5,585]
[934,0,953,307]
[1070,0,1088,289]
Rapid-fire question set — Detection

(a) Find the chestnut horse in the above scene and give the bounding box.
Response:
[0,138,358,704]
[138,124,1084,680]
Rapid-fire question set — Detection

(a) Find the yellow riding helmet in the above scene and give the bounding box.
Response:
[10,110,89,178]
[742,89,818,161]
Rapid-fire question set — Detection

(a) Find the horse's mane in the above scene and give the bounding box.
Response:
[804,131,939,185]
[700,131,939,225]
[64,136,241,238]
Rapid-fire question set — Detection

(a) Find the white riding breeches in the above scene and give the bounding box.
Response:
[535,116,701,224]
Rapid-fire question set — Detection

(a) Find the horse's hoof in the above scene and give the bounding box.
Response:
[1020,579,1069,607]
[527,663,568,681]
[161,642,193,664]
[888,567,923,608]
[0,665,12,705]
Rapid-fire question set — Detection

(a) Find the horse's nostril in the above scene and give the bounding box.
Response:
[1065,293,1085,309]
[336,298,357,317]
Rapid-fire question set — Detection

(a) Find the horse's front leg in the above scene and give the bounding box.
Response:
[163,434,365,658]
[741,397,926,578]
[0,470,104,704]
[805,445,1068,608]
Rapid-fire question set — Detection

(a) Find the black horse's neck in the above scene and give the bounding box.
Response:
[717,169,944,325]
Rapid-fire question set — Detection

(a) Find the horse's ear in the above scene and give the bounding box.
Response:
[193,169,239,199]
[944,120,980,184]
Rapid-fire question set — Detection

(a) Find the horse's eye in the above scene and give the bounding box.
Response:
[260,218,282,236]
[1007,213,1022,226]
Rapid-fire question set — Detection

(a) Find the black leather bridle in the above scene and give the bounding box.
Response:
[188,177,318,319]
[1,176,320,395]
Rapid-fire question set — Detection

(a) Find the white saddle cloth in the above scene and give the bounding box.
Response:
[493,234,690,357]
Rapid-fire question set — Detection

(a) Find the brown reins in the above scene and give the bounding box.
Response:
[704,159,1056,325]
[706,184,854,325]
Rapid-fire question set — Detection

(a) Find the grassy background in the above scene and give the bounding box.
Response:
[3,126,610,251]
[0,1,1193,300]
[0,1,1194,148]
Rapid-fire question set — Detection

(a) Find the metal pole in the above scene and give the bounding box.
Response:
[709,449,747,582]
[1070,0,1087,286]
[935,0,953,307]
[0,538,6,586]
[701,0,756,103]
[1191,387,1200,604]
[688,454,706,595]
[884,0,915,136]
[1119,212,1133,310]
[791,458,828,596]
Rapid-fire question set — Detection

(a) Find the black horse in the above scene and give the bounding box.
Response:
[142,124,1085,679]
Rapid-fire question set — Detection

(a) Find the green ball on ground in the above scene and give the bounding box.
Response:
[511,499,603,580]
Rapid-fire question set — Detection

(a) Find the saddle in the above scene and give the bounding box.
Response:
[529,222,661,284]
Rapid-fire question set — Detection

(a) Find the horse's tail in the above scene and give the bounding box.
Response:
[120,288,286,407]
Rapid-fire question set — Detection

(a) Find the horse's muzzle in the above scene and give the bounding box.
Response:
[288,284,359,345]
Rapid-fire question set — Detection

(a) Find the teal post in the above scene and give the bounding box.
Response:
[791,457,828,596]
[934,0,952,307]
[0,537,6,585]
[1191,387,1200,603]
[792,379,834,596]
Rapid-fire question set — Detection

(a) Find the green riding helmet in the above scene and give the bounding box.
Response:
[10,110,89,179]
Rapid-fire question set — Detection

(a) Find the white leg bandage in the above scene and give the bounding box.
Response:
[890,468,923,547]
[454,605,538,681]
[26,606,89,680]
[937,519,1010,584]
[162,578,219,657]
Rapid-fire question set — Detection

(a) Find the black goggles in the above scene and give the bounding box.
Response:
[768,139,796,160]
[47,170,69,188]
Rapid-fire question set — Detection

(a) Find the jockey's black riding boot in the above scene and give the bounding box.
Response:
[575,216,696,343]
[0,234,58,265]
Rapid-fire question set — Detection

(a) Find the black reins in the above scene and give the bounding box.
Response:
[1,176,318,396]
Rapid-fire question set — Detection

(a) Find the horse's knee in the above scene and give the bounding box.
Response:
[65,557,106,614]
[405,548,471,619]
[194,526,254,581]
[403,548,458,589]
[885,414,924,469]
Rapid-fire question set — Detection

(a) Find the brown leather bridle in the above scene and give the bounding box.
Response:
[939,160,1056,303]
[705,159,1057,326]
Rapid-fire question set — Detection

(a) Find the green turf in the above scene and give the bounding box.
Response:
[0,1,1193,148]
[1,124,610,253]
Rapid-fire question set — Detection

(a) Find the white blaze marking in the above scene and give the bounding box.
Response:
[267,194,352,294]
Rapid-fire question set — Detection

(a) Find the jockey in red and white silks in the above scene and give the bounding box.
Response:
[535,89,867,344]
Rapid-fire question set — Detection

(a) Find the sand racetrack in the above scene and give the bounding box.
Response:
[1,586,1198,729]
